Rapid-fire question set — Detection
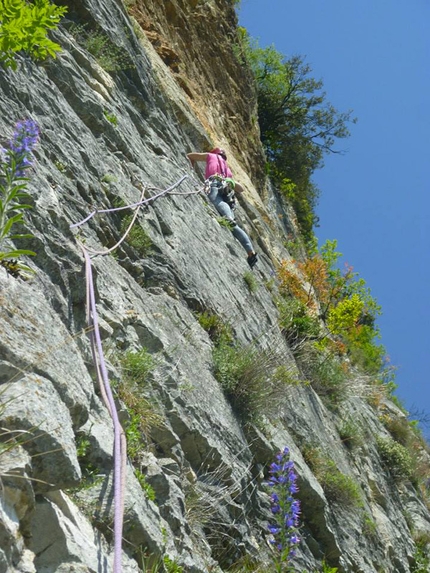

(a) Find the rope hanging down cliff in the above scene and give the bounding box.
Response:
[70,174,201,573]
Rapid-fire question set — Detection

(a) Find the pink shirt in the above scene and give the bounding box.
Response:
[205,153,233,179]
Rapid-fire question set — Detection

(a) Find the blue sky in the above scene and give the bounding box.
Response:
[238,0,430,425]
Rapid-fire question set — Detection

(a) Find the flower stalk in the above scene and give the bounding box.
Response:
[0,119,40,275]
[266,446,301,572]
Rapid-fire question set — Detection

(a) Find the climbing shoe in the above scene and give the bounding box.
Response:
[247,253,258,269]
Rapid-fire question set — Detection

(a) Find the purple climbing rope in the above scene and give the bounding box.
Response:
[71,174,196,230]
[72,174,201,573]
[83,248,124,571]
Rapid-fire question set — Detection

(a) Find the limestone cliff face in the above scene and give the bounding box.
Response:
[0,1,429,572]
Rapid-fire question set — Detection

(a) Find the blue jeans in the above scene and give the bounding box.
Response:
[208,182,254,254]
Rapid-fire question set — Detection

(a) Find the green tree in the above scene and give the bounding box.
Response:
[240,29,356,241]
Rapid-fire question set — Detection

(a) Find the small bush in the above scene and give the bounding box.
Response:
[320,460,363,508]
[120,215,152,256]
[337,417,363,450]
[376,436,414,480]
[71,24,134,72]
[277,296,320,348]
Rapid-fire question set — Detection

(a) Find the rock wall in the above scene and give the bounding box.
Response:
[0,0,429,572]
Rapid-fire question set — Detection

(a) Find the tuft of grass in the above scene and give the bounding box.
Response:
[213,338,294,422]
[411,533,430,573]
[163,556,183,573]
[243,270,258,293]
[101,173,118,184]
[380,414,411,446]
[121,348,155,384]
[301,444,362,508]
[71,433,104,490]
[115,349,162,460]
[320,461,363,508]
[120,214,152,256]
[296,342,349,408]
[362,513,377,539]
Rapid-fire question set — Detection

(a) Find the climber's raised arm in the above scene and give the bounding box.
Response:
[187,152,208,169]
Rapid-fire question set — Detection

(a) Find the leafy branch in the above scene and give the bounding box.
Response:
[0,0,67,69]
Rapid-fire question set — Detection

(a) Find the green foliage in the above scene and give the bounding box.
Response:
[196,310,233,344]
[0,0,66,69]
[54,160,67,173]
[120,214,152,256]
[243,270,258,292]
[411,534,430,573]
[337,417,363,450]
[380,414,411,446]
[277,296,320,348]
[320,562,339,573]
[362,513,377,539]
[212,337,292,422]
[278,238,385,375]
[121,348,155,384]
[70,24,134,72]
[74,433,103,488]
[134,469,156,501]
[0,120,40,277]
[103,109,118,126]
[116,349,161,460]
[240,30,355,241]
[376,436,414,479]
[163,557,183,573]
[326,293,363,336]
[301,445,362,508]
[217,216,236,229]
[320,459,363,508]
[137,550,182,573]
[296,343,349,407]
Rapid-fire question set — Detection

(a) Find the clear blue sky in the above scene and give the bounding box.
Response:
[239,0,430,426]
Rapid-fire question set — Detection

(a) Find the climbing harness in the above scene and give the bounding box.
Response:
[70,174,201,573]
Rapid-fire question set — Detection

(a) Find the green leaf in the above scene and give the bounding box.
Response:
[9,233,33,239]
[0,213,23,238]
[0,249,36,259]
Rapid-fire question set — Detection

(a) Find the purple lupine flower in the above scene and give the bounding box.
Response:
[266,447,301,570]
[4,119,40,177]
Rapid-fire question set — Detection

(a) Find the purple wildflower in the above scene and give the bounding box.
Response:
[4,119,40,177]
[266,447,301,570]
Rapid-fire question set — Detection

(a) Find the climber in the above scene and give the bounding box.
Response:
[186,147,258,269]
